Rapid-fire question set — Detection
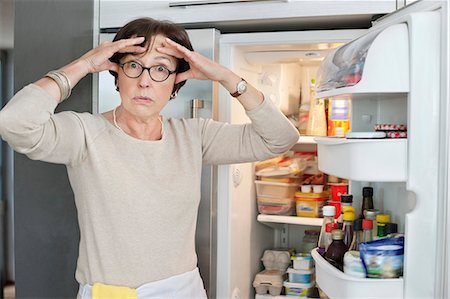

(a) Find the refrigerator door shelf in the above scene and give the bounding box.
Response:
[257,214,323,229]
[297,136,317,144]
[311,248,403,299]
[315,137,407,182]
[315,23,409,99]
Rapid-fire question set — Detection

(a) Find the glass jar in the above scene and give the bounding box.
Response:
[300,229,320,254]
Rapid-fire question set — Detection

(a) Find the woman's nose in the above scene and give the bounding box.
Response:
[138,69,152,88]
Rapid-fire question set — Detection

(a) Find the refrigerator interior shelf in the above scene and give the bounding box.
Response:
[315,137,407,182]
[311,248,404,299]
[255,295,290,299]
[257,214,323,229]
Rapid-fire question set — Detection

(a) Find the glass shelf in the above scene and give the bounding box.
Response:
[257,214,323,229]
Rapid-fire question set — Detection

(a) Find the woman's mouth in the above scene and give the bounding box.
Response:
[133,96,153,103]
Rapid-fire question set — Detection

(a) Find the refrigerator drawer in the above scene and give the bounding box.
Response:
[311,249,403,299]
[315,137,407,181]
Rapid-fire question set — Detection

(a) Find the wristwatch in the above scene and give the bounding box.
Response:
[230,78,248,98]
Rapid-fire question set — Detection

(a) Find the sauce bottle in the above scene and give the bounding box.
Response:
[325,229,347,271]
[342,206,355,249]
[349,218,363,251]
[337,194,353,228]
[359,187,374,219]
[363,209,379,240]
[376,214,391,238]
[318,205,336,256]
[362,219,373,243]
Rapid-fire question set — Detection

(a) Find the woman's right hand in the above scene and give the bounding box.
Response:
[77,36,146,75]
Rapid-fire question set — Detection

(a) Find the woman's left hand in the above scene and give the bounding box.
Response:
[157,38,229,84]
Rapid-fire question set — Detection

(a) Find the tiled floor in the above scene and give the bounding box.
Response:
[3,284,15,299]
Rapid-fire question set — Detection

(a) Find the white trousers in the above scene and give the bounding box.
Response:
[77,268,208,299]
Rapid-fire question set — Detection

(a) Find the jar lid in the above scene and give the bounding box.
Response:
[362,187,373,197]
[340,194,353,203]
[331,229,344,240]
[342,206,355,213]
[362,219,373,230]
[343,211,355,221]
[376,214,391,223]
[363,209,379,219]
[323,205,336,216]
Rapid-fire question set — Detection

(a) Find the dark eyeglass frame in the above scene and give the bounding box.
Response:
[119,61,177,82]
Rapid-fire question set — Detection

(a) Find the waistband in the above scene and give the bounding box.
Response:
[78,267,207,299]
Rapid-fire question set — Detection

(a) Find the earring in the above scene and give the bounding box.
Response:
[116,85,120,92]
[170,91,178,100]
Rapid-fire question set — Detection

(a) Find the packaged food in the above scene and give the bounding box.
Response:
[255,180,299,198]
[261,250,292,271]
[385,131,407,138]
[283,280,313,297]
[374,124,407,131]
[359,236,404,278]
[291,253,314,270]
[343,250,366,278]
[257,197,296,216]
[327,95,351,137]
[295,191,329,218]
[287,267,315,284]
[328,183,348,201]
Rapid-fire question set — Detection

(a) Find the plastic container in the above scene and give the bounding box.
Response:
[328,183,348,201]
[255,180,299,198]
[253,269,285,296]
[300,230,320,254]
[291,253,314,270]
[287,267,314,284]
[311,248,404,298]
[295,191,329,218]
[257,197,296,216]
[283,281,313,297]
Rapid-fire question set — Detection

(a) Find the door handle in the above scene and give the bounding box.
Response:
[191,99,204,118]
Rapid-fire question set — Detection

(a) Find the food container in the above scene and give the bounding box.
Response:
[253,269,285,296]
[287,267,315,284]
[291,253,314,270]
[255,180,299,198]
[283,280,313,297]
[257,196,296,216]
[261,175,302,184]
[295,191,329,218]
[261,250,292,271]
[328,183,348,201]
[301,185,312,193]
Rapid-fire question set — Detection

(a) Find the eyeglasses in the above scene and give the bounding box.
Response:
[119,61,176,82]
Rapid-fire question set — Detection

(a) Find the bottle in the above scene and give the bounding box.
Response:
[301,229,320,253]
[359,187,374,219]
[324,222,338,252]
[325,229,347,271]
[363,209,379,240]
[384,223,399,237]
[327,95,351,137]
[337,194,353,228]
[341,206,355,249]
[349,219,363,251]
[362,219,373,243]
[318,205,336,256]
[376,214,391,238]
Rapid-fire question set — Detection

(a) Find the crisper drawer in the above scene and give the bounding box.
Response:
[315,137,407,182]
[311,249,403,299]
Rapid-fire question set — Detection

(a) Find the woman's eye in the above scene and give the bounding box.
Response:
[129,62,140,69]
[155,65,167,72]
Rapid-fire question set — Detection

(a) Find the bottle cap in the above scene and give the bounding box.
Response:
[342,206,355,213]
[376,214,391,223]
[353,219,363,231]
[363,209,379,220]
[384,223,398,234]
[323,205,336,216]
[343,211,355,221]
[331,229,344,240]
[362,219,373,230]
[362,186,373,197]
[340,194,353,203]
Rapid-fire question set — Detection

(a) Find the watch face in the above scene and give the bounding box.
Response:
[237,80,247,94]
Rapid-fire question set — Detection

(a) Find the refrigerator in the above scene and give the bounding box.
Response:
[213,1,448,299]
[97,1,448,298]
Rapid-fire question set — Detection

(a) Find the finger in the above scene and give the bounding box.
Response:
[164,38,191,56]
[112,37,145,52]
[117,45,147,54]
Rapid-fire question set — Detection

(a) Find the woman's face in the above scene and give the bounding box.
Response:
[117,34,177,119]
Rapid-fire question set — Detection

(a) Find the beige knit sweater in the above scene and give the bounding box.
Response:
[0,84,299,288]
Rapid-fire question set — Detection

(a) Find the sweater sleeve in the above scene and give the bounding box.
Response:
[0,84,87,166]
[201,97,299,165]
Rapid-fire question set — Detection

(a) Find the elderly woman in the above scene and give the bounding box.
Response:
[0,18,298,298]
